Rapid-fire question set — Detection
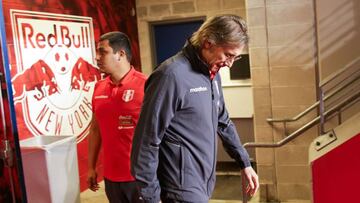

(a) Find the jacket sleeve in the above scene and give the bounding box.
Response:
[131,69,179,202]
[215,78,251,169]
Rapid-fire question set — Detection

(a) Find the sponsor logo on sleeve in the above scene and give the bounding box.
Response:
[94,95,109,99]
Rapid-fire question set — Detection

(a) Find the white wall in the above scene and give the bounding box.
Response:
[219,67,253,118]
[222,85,253,118]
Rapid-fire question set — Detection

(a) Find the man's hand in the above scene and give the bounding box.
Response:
[241,166,259,197]
[87,169,100,191]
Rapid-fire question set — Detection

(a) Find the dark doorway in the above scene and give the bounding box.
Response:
[150,17,205,67]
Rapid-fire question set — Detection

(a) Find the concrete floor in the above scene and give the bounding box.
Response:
[80,173,260,203]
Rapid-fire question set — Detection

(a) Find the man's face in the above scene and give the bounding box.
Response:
[202,41,244,73]
[95,39,119,74]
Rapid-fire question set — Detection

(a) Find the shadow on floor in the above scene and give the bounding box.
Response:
[212,175,243,200]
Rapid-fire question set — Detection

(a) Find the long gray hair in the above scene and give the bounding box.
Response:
[190,14,248,48]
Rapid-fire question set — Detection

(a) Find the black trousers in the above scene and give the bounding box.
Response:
[161,193,208,203]
[104,178,143,203]
[160,198,208,203]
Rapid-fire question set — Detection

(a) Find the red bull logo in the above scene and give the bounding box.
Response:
[10,10,100,142]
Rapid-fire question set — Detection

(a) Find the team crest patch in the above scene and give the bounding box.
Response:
[122,90,134,102]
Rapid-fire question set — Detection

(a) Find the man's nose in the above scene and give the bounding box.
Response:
[224,60,233,68]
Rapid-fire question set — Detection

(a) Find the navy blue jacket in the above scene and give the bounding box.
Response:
[131,42,251,202]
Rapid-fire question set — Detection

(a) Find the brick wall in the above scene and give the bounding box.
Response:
[247,0,317,201]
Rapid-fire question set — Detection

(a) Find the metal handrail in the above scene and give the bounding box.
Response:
[267,73,360,123]
[267,56,359,123]
[244,63,360,203]
[318,63,360,134]
[320,56,360,87]
[244,89,360,148]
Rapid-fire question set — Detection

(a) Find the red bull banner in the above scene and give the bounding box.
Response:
[10,9,100,141]
[2,0,140,193]
[8,9,102,193]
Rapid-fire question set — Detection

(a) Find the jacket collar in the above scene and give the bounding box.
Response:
[182,40,210,77]
[105,66,135,86]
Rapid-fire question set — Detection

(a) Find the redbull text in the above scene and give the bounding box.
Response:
[21,23,90,49]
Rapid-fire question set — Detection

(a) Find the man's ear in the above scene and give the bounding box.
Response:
[203,40,213,49]
[115,50,124,61]
[119,50,126,59]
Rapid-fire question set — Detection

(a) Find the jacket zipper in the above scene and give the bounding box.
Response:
[207,79,216,195]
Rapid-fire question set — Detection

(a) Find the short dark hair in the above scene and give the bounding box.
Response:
[100,31,132,62]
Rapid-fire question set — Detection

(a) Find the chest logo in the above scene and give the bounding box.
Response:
[122,89,134,102]
[190,86,208,93]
